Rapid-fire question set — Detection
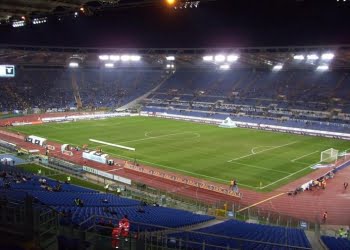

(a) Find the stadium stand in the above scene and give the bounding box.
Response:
[321,236,350,250]
[0,69,162,111]
[0,163,313,249]
[169,219,311,250]
[142,69,350,133]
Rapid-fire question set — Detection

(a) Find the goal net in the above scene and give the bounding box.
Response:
[320,148,339,163]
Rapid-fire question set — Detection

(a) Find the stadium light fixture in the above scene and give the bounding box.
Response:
[227,54,239,62]
[219,64,230,70]
[166,0,176,6]
[99,55,109,61]
[130,55,141,62]
[203,55,213,62]
[215,55,226,62]
[272,64,283,71]
[69,62,79,68]
[316,65,329,71]
[121,55,130,61]
[166,56,175,61]
[110,55,120,61]
[321,53,335,60]
[293,55,305,60]
[307,54,319,60]
[105,63,114,68]
[12,20,25,28]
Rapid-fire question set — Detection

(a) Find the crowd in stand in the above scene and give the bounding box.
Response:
[0,69,162,111]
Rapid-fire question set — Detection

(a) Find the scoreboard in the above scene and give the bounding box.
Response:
[0,65,15,77]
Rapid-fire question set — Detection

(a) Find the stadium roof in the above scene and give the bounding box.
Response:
[1,44,350,70]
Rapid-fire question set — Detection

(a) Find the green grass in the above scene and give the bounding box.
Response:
[17,163,105,192]
[9,117,350,191]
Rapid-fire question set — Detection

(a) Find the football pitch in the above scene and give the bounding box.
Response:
[9,116,350,191]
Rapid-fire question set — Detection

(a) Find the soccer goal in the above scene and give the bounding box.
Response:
[320,148,339,163]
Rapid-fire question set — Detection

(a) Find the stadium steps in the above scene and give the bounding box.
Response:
[304,231,327,250]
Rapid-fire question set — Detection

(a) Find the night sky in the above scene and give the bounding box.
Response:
[0,0,349,48]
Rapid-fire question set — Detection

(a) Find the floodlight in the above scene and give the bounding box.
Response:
[166,0,176,5]
[307,54,319,60]
[110,55,120,61]
[166,56,175,61]
[121,55,130,61]
[105,63,114,68]
[215,55,226,62]
[99,55,109,61]
[316,65,329,71]
[219,64,230,70]
[69,62,79,68]
[130,55,141,61]
[203,55,213,62]
[293,55,304,60]
[272,64,283,71]
[321,53,334,60]
[227,54,239,62]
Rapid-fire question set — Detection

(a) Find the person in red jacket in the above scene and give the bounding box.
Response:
[111,226,121,249]
[111,215,130,248]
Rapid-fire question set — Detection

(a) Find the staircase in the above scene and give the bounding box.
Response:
[116,73,174,111]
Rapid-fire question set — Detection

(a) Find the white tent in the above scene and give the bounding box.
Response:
[219,117,237,128]
[27,135,47,146]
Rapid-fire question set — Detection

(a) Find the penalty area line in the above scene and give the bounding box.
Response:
[291,150,319,162]
[227,141,298,162]
[259,162,318,190]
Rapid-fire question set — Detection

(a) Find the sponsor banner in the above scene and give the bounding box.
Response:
[83,166,131,185]
[126,163,241,198]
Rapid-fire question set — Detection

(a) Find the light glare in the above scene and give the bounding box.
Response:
[166,56,175,61]
[203,55,213,61]
[99,55,109,61]
[69,62,79,68]
[105,63,114,68]
[219,64,230,70]
[321,53,334,60]
[215,55,226,62]
[272,64,283,71]
[316,65,329,71]
[307,54,319,60]
[293,55,304,60]
[227,55,239,62]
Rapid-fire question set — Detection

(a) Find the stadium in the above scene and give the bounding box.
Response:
[0,0,350,249]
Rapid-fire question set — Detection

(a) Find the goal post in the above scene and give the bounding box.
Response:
[320,148,339,163]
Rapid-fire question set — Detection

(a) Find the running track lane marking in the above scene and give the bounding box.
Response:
[291,151,319,162]
[106,151,259,189]
[227,141,299,162]
[228,161,291,174]
[236,192,286,213]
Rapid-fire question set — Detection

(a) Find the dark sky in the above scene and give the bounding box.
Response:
[0,0,349,48]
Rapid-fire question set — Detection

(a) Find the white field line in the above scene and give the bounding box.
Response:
[259,163,316,190]
[229,161,291,174]
[107,151,258,189]
[227,141,299,162]
[251,146,275,154]
[89,139,135,151]
[291,151,319,162]
[118,131,200,144]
